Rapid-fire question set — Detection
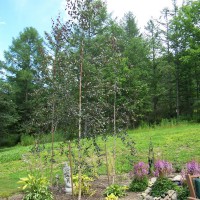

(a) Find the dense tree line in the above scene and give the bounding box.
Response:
[0,0,199,144]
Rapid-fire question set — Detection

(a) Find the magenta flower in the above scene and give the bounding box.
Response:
[186,160,200,175]
[181,161,200,182]
[154,160,173,177]
[131,162,149,180]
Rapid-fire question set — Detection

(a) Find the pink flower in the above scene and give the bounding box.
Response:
[131,162,149,180]
[154,160,173,177]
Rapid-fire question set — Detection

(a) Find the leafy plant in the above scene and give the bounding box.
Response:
[173,162,182,173]
[18,174,53,200]
[177,184,190,200]
[129,177,148,192]
[73,174,94,196]
[104,184,127,198]
[105,193,118,200]
[150,177,177,197]
[154,160,173,177]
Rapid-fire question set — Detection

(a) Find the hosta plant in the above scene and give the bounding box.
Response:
[104,184,128,198]
[18,174,53,200]
[105,193,118,200]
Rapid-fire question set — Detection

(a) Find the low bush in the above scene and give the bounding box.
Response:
[73,174,94,196]
[20,132,66,146]
[150,177,177,197]
[18,174,53,200]
[20,134,35,146]
[129,177,148,192]
[177,184,190,200]
[104,184,127,198]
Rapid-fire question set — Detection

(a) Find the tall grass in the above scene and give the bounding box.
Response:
[20,132,66,146]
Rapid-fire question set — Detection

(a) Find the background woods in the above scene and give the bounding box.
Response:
[0,0,200,145]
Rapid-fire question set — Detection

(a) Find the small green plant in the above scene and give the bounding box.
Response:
[150,177,177,197]
[21,134,35,146]
[73,174,95,196]
[177,184,190,200]
[18,174,53,200]
[104,184,127,198]
[105,193,118,200]
[129,177,148,192]
[173,162,182,173]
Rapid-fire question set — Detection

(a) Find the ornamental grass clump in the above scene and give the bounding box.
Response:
[129,162,149,192]
[154,160,173,177]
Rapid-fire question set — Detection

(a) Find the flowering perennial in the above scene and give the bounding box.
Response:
[154,160,173,177]
[186,160,200,175]
[131,162,149,179]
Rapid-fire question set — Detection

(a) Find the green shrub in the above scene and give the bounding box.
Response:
[129,177,148,192]
[150,177,177,197]
[177,185,190,200]
[104,184,127,198]
[73,174,94,196]
[21,134,35,146]
[20,132,66,146]
[18,174,53,200]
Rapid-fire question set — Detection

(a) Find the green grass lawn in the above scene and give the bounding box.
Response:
[0,122,200,197]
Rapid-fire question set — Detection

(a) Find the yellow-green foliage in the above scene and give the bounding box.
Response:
[105,193,119,200]
[18,174,53,200]
[73,174,95,196]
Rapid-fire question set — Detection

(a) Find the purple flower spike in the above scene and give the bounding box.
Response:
[154,160,173,177]
[131,162,149,180]
[186,160,200,175]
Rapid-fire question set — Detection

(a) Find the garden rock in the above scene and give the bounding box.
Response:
[145,187,151,194]
[172,175,182,182]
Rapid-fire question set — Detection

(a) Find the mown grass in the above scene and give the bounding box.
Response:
[0,122,200,197]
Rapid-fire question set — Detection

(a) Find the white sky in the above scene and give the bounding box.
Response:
[106,0,184,30]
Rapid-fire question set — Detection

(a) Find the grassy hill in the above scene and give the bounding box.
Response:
[0,122,200,197]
